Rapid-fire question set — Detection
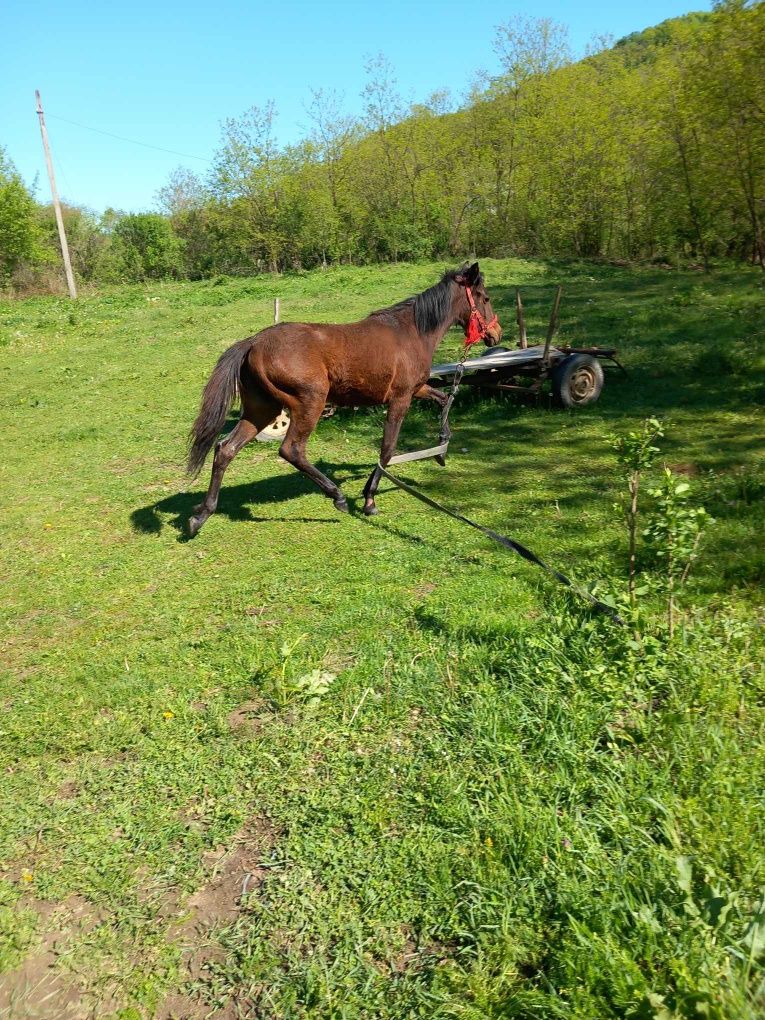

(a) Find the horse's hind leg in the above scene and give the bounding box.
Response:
[188,390,281,537]
[279,396,348,512]
[188,418,258,536]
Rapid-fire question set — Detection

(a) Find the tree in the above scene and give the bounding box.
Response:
[7,7,764,288]
[697,1,765,267]
[155,167,214,278]
[36,203,106,281]
[0,148,48,283]
[155,167,207,217]
[211,102,288,272]
[305,89,360,263]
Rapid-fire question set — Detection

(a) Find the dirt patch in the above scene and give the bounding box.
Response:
[390,938,418,974]
[177,803,207,837]
[156,991,238,1019]
[156,818,276,1019]
[376,934,453,978]
[667,462,699,477]
[57,780,78,800]
[7,665,41,681]
[226,700,268,736]
[243,606,278,627]
[155,992,201,1019]
[0,895,104,1020]
[182,819,272,936]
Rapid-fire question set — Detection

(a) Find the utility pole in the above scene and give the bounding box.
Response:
[35,90,77,299]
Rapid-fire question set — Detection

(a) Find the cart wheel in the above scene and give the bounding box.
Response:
[256,409,291,442]
[479,345,510,357]
[552,354,604,408]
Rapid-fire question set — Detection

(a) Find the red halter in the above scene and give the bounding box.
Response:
[463,285,499,346]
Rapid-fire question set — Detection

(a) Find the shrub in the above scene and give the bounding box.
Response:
[111,213,185,281]
[0,148,51,284]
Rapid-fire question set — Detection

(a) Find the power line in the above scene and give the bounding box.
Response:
[46,112,212,164]
[52,148,74,202]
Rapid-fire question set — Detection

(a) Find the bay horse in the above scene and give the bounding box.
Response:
[186,262,501,536]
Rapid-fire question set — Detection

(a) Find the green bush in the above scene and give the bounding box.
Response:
[111,212,185,281]
[0,148,51,284]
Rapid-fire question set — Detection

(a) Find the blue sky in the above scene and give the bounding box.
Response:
[2,0,710,214]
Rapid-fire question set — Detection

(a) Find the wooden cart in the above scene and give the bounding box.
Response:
[428,285,625,407]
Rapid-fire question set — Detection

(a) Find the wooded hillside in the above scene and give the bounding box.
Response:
[2,1,763,289]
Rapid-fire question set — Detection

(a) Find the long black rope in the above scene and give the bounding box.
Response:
[378,336,623,625]
[378,464,625,625]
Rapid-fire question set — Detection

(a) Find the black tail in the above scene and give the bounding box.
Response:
[187,338,253,476]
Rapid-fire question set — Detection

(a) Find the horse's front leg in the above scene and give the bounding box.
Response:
[363,397,411,516]
[413,383,448,410]
[414,383,451,466]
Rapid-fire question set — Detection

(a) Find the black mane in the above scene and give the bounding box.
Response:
[369,265,481,335]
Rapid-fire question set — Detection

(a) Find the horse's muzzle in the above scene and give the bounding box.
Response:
[485,323,502,347]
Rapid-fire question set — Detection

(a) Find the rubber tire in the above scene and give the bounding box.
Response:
[255,408,291,442]
[552,354,604,408]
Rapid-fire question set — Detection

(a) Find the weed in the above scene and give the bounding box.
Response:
[644,469,713,636]
[613,416,665,608]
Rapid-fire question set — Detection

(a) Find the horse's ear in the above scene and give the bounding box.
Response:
[455,262,480,286]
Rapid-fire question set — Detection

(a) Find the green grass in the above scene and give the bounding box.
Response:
[0,259,763,1019]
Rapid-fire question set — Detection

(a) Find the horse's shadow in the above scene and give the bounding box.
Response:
[129,458,487,562]
[131,460,375,540]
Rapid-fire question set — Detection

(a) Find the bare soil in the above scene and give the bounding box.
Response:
[155,818,275,1020]
[0,895,103,1020]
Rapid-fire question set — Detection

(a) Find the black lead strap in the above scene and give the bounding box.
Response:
[378,331,624,626]
[378,463,625,626]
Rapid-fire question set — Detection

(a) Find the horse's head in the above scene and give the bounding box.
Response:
[454,262,502,347]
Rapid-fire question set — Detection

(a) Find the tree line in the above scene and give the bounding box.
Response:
[1,1,763,291]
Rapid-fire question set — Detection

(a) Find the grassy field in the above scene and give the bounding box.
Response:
[0,259,763,1019]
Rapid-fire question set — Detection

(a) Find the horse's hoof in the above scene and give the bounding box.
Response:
[363,503,379,517]
[187,515,202,537]
[435,455,447,467]
[334,497,349,513]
